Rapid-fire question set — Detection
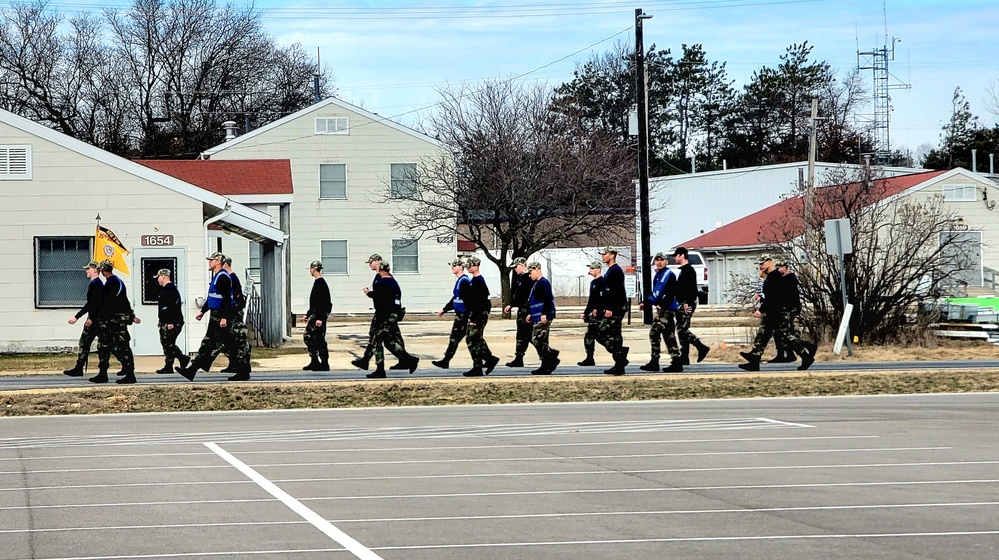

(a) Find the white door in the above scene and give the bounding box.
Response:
[130,247,188,356]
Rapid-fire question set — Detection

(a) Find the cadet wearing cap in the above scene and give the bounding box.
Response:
[356,261,420,378]
[63,261,106,378]
[670,246,710,372]
[639,251,681,374]
[94,257,141,384]
[738,254,817,371]
[154,268,190,375]
[177,252,243,381]
[595,246,630,375]
[353,253,386,370]
[303,260,333,371]
[767,256,802,363]
[525,262,560,374]
[461,256,500,376]
[432,258,472,369]
[503,257,534,367]
[578,260,607,367]
[216,256,252,378]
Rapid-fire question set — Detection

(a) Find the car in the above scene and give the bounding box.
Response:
[667,250,709,305]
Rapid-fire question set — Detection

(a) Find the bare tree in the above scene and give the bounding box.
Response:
[386,79,637,306]
[758,165,974,343]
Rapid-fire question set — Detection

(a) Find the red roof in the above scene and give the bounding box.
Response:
[135,159,293,196]
[681,170,948,249]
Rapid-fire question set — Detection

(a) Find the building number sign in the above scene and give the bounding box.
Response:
[140,234,175,246]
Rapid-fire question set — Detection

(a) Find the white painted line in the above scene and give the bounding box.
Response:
[5,479,999,511]
[204,442,384,560]
[757,417,814,428]
[0,435,878,463]
[368,531,999,551]
[7,501,997,533]
[7,549,345,559]
[4,445,940,476]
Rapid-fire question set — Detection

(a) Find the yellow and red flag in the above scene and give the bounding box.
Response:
[94,225,130,275]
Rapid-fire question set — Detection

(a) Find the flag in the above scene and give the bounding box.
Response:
[95,225,130,275]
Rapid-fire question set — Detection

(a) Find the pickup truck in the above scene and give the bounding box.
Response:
[667,249,709,304]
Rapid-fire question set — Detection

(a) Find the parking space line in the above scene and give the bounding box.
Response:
[204,442,384,560]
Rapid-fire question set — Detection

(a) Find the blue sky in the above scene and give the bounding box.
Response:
[28,0,999,161]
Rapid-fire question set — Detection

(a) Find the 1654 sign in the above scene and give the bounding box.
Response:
[140,234,174,246]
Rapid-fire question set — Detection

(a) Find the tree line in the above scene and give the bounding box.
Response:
[0,0,332,158]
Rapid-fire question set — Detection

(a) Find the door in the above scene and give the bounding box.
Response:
[130,247,188,356]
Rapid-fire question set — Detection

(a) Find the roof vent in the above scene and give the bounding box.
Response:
[222,121,239,141]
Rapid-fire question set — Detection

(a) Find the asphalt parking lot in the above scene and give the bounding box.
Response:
[2,394,998,559]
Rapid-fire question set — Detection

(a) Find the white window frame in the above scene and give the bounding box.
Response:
[320,240,349,275]
[0,144,31,180]
[315,116,349,135]
[942,183,977,202]
[390,163,418,198]
[35,236,92,307]
[319,163,347,199]
[391,239,420,274]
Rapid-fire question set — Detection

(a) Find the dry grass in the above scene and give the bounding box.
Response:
[3,370,998,416]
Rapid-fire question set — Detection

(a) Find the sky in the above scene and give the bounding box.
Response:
[22,0,999,164]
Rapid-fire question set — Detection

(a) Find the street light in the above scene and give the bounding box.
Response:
[635,8,653,324]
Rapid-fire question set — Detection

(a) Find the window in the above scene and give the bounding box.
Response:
[942,184,977,201]
[0,145,30,179]
[320,240,349,275]
[247,242,261,282]
[392,239,420,273]
[35,237,92,307]
[141,257,177,305]
[315,116,349,135]
[390,163,418,198]
[319,163,346,199]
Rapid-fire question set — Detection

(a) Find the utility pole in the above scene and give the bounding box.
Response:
[635,7,653,324]
[804,98,819,254]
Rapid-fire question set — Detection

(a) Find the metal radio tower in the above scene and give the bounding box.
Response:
[858,29,911,165]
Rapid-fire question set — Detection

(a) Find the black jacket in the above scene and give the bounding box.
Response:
[463,275,492,318]
[603,264,627,315]
[759,269,783,314]
[307,277,332,318]
[584,276,607,318]
[75,278,105,320]
[157,282,184,325]
[510,272,534,309]
[372,275,402,318]
[676,263,699,306]
[101,274,134,318]
[782,272,801,311]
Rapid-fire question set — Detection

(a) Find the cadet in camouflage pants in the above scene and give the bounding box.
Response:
[371,311,409,364]
[443,313,469,360]
[649,308,681,361]
[192,315,231,367]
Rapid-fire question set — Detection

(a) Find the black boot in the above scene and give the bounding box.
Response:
[176,360,200,381]
[406,355,420,374]
[351,356,370,371]
[680,344,691,366]
[177,354,191,370]
[606,350,629,376]
[738,352,761,372]
[116,370,137,384]
[533,350,560,375]
[463,360,484,377]
[88,364,109,384]
[227,366,251,381]
[313,351,330,371]
[694,341,710,363]
[303,354,319,371]
[389,362,408,370]
[63,360,86,377]
[662,357,684,373]
[577,353,595,366]
[483,355,500,374]
[155,360,174,374]
[366,363,387,378]
[798,342,817,370]
[639,358,660,372]
[506,354,525,368]
[431,357,451,369]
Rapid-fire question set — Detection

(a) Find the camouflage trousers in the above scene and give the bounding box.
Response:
[74,322,99,366]
[304,314,329,356]
[649,308,680,360]
[97,314,135,372]
[583,318,599,354]
[193,315,234,369]
[773,309,801,354]
[675,304,703,348]
[158,322,185,364]
[750,312,808,358]
[225,315,252,368]
[466,312,492,361]
[530,321,557,359]
[442,312,469,359]
[514,308,533,356]
[584,314,624,355]
[369,312,410,364]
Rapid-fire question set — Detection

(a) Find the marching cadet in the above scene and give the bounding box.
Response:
[432,258,472,369]
[738,255,817,371]
[773,256,803,363]
[177,252,245,381]
[355,261,420,378]
[671,246,710,372]
[220,256,251,377]
[503,257,534,367]
[95,259,141,384]
[578,260,606,366]
[461,256,500,377]
[638,252,681,374]
[525,262,560,375]
[154,269,190,374]
[303,260,332,371]
[64,261,104,377]
[596,246,630,376]
[352,253,385,370]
